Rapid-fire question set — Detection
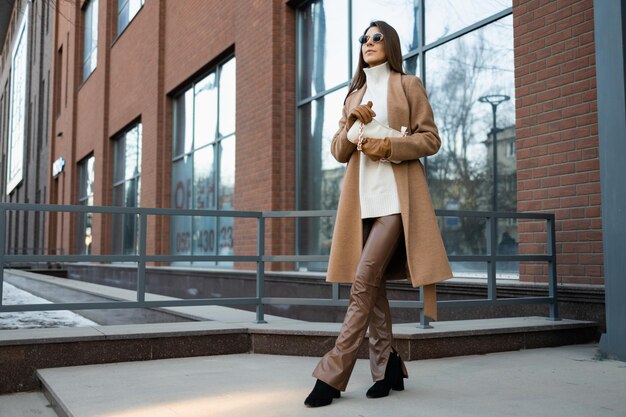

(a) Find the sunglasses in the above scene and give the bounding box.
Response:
[358,33,384,44]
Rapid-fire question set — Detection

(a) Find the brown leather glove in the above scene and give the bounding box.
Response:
[361,137,392,161]
[346,101,376,130]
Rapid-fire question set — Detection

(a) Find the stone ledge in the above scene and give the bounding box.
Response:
[0,316,597,394]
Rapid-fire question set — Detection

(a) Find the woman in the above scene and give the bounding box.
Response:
[304,21,452,407]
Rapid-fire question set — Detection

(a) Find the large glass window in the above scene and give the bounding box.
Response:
[426,15,516,273]
[298,0,349,99]
[6,2,29,194]
[77,155,95,255]
[112,123,142,255]
[82,0,98,81]
[171,57,236,266]
[296,0,515,276]
[117,0,144,36]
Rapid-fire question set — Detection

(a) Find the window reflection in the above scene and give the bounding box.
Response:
[125,125,141,180]
[194,73,218,149]
[404,54,419,76]
[173,89,194,158]
[426,16,515,277]
[112,123,142,255]
[193,146,215,210]
[219,138,235,210]
[299,0,349,98]
[171,158,193,255]
[426,16,515,214]
[193,215,217,257]
[83,0,98,80]
[296,2,516,277]
[425,0,511,44]
[351,0,420,63]
[77,156,95,255]
[219,58,236,135]
[193,140,216,257]
[299,87,347,267]
[497,217,519,275]
[117,0,144,36]
[218,137,235,264]
[171,57,236,267]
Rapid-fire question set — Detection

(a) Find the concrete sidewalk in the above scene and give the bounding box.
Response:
[1,344,625,417]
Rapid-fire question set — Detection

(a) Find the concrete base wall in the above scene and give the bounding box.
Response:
[0,318,597,394]
[60,264,606,335]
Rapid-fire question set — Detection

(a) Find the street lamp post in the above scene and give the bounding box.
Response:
[478,94,510,212]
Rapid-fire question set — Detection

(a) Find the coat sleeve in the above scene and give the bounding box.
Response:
[330,101,357,163]
[387,76,441,161]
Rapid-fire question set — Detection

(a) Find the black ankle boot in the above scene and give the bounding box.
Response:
[366,350,408,399]
[304,379,341,407]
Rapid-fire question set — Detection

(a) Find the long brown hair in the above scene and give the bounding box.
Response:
[345,21,405,102]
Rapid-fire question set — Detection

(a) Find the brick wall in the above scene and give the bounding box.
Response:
[513,0,602,284]
[51,0,297,268]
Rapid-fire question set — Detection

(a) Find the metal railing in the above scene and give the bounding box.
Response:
[0,203,559,328]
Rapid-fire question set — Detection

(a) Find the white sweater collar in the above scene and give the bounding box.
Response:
[363,61,391,87]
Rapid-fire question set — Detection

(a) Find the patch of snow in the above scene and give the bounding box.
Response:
[0,282,97,330]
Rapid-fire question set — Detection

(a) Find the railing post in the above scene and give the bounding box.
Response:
[0,207,6,304]
[547,215,560,321]
[418,287,433,329]
[137,212,147,304]
[256,215,267,323]
[332,283,339,301]
[487,214,497,301]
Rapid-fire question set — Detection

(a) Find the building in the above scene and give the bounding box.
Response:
[0,0,52,255]
[1,0,625,358]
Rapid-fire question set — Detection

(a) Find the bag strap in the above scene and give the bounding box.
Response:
[356,122,365,151]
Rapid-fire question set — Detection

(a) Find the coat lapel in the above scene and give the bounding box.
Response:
[347,86,367,112]
[388,72,412,262]
[387,72,409,132]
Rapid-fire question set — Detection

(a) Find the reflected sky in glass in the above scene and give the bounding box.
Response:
[124,124,141,181]
[171,158,193,209]
[173,89,193,158]
[352,0,419,64]
[299,0,349,98]
[426,15,514,211]
[425,0,510,44]
[170,57,235,264]
[86,156,95,198]
[193,145,214,209]
[219,58,236,136]
[298,86,347,214]
[297,1,515,261]
[194,73,218,149]
[315,87,349,171]
[219,137,235,210]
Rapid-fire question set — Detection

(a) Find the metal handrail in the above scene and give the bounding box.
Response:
[0,203,559,327]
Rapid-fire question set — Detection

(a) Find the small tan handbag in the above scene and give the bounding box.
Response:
[346,119,408,164]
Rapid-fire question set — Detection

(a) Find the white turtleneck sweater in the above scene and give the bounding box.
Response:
[359,62,401,219]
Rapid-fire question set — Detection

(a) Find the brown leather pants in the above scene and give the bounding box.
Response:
[312,214,405,391]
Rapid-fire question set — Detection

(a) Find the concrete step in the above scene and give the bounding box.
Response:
[34,345,626,417]
[0,316,597,394]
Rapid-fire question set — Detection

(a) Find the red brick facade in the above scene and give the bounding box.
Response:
[50,0,296,265]
[513,0,602,284]
[46,0,603,283]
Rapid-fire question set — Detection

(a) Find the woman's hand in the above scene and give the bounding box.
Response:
[347,101,376,130]
[361,137,391,161]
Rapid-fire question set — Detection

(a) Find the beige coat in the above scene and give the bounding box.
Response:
[327,71,452,290]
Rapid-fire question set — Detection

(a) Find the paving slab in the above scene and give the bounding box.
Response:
[0,391,57,417]
[4,269,298,324]
[33,344,626,417]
